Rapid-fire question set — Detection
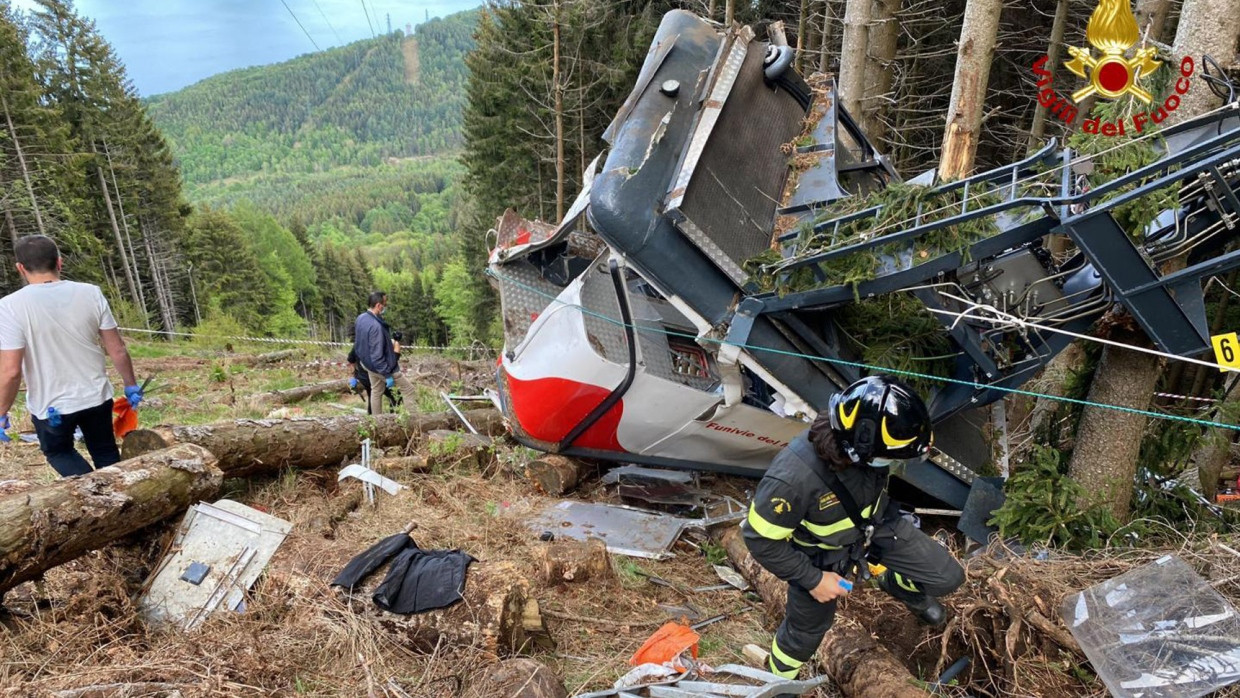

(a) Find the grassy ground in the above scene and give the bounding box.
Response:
[0,339,828,697]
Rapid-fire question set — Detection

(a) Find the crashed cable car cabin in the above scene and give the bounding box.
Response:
[487,10,1240,531]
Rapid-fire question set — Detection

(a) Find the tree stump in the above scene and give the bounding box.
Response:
[537,538,612,585]
[524,455,583,495]
[481,658,567,698]
[353,561,533,659]
[715,526,932,698]
[0,444,223,595]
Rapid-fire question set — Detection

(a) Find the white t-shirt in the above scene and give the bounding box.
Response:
[0,280,118,419]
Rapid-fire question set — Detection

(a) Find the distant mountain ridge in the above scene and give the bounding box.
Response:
[147,11,476,191]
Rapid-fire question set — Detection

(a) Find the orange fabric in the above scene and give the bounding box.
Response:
[112,397,139,439]
[629,621,699,669]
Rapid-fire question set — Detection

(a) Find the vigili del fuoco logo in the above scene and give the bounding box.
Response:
[1031,0,1195,136]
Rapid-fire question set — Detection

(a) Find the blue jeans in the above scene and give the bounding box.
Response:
[32,399,122,477]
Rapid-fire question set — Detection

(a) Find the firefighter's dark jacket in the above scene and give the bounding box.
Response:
[742,433,889,591]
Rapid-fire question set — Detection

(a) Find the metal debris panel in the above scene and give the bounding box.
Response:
[1063,555,1240,698]
[139,499,292,630]
[527,501,689,559]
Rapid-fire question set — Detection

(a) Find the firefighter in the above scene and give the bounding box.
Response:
[742,375,964,680]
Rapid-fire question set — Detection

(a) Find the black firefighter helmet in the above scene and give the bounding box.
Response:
[827,375,933,466]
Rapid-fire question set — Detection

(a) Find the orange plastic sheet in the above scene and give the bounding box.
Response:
[629,621,699,671]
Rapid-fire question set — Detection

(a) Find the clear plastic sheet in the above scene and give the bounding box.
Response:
[1063,555,1240,698]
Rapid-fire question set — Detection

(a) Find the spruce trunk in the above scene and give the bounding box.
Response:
[939,0,1004,180]
[0,444,223,595]
[120,409,505,477]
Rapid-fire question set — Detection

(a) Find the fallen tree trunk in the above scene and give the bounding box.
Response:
[238,348,304,365]
[0,444,223,595]
[716,526,932,698]
[354,560,532,658]
[121,408,505,477]
[248,378,352,406]
[524,455,583,495]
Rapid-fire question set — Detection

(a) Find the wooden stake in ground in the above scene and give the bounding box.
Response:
[121,408,505,477]
[716,526,932,698]
[0,444,223,595]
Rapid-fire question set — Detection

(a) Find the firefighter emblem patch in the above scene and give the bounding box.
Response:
[770,497,791,514]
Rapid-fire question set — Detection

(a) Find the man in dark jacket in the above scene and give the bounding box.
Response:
[353,291,415,415]
[742,376,965,680]
[346,346,399,414]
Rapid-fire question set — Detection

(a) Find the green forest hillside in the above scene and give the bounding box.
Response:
[147,12,475,189]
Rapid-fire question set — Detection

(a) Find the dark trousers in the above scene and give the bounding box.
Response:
[32,399,122,478]
[769,517,965,677]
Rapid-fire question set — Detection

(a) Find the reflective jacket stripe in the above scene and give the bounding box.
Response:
[747,504,794,540]
[791,535,842,550]
[800,504,874,539]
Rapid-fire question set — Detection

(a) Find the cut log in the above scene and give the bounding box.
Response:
[121,408,505,477]
[537,538,612,585]
[524,454,583,495]
[0,444,223,595]
[371,456,430,473]
[354,560,532,658]
[716,526,932,698]
[248,378,351,406]
[481,658,567,698]
[427,430,495,471]
[238,348,304,365]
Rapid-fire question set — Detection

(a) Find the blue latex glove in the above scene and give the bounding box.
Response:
[838,579,853,592]
[348,377,359,390]
[46,406,61,427]
[124,384,144,408]
[385,376,395,389]
[0,414,10,443]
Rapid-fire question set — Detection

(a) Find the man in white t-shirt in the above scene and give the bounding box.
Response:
[0,235,143,477]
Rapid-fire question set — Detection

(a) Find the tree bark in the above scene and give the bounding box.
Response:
[725,0,735,26]
[796,0,810,73]
[716,526,931,698]
[248,378,352,406]
[1028,0,1070,148]
[0,444,223,595]
[354,560,533,659]
[862,0,901,143]
[818,0,833,74]
[551,1,565,222]
[105,138,148,327]
[537,538,612,585]
[238,348,305,365]
[1189,372,1240,500]
[1170,0,1240,122]
[1066,325,1161,520]
[93,143,139,311]
[523,454,583,495]
[1135,0,1172,44]
[938,0,1004,181]
[0,91,45,236]
[837,0,872,120]
[120,409,505,477]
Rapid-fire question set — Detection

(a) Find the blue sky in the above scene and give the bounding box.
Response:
[11,0,482,95]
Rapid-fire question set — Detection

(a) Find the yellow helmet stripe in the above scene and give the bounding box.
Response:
[881,416,917,448]
[837,400,859,430]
